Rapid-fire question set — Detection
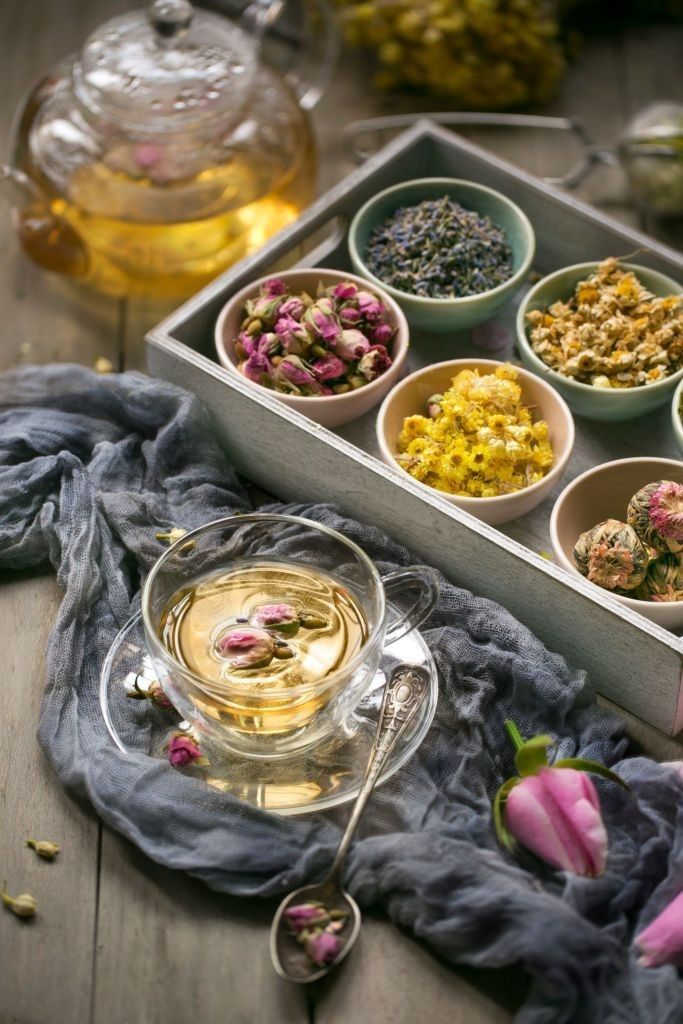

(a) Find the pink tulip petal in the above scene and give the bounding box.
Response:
[540,768,607,876]
[635,891,683,968]
[505,775,584,873]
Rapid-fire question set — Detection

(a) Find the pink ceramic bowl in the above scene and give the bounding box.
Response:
[550,457,683,630]
[376,358,575,527]
[214,268,409,429]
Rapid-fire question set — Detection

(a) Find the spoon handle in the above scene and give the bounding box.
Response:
[327,664,430,880]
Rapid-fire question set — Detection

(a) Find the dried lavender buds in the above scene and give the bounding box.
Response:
[527,259,683,389]
[574,481,683,601]
[364,196,513,299]
[233,278,395,396]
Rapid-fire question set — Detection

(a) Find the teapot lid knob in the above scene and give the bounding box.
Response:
[148,0,193,40]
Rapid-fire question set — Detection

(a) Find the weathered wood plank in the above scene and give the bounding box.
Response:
[92,832,309,1024]
[315,916,517,1024]
[0,571,99,1024]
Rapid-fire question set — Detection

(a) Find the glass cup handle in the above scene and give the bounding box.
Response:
[381,567,439,646]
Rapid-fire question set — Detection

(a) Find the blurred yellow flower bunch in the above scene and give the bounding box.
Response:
[334,0,567,108]
[396,365,554,497]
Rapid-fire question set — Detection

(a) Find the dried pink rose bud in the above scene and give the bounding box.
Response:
[312,353,347,382]
[147,681,173,709]
[338,306,362,326]
[357,344,392,382]
[427,394,443,419]
[252,604,300,636]
[303,298,342,344]
[331,329,371,361]
[274,356,326,395]
[305,930,342,966]
[242,350,273,385]
[635,891,683,968]
[356,290,384,321]
[332,281,358,301]
[284,903,329,932]
[371,321,394,345]
[262,278,287,297]
[278,296,305,320]
[167,734,206,767]
[216,626,275,668]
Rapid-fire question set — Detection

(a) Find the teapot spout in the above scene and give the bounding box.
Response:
[0,164,89,278]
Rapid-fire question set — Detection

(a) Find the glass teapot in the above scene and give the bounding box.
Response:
[1,0,335,298]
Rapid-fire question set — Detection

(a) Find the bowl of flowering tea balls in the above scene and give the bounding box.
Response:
[550,457,683,629]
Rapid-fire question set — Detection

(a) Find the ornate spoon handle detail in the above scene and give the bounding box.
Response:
[326,665,430,881]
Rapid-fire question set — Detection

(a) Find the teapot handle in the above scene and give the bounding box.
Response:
[241,0,339,111]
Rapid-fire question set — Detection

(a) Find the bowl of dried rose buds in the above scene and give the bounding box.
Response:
[215,269,409,428]
[517,259,683,421]
[550,458,683,629]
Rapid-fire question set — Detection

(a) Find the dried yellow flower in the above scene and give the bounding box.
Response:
[527,259,682,388]
[94,356,114,374]
[396,365,554,498]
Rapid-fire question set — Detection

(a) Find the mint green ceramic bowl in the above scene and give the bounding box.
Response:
[672,376,683,455]
[348,178,535,333]
[516,262,683,422]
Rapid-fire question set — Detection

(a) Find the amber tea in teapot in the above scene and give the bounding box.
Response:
[2,0,328,298]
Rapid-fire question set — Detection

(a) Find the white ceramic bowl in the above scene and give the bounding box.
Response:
[550,457,683,630]
[516,262,683,422]
[376,358,575,526]
[672,376,683,456]
[215,268,409,429]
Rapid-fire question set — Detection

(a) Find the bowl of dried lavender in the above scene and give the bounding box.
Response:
[348,178,535,332]
[214,269,409,429]
[517,259,683,421]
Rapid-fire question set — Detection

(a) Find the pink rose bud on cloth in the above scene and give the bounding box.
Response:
[493,720,628,876]
[635,891,683,968]
[167,735,205,767]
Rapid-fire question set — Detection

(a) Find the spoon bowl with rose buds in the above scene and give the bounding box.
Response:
[270,663,430,983]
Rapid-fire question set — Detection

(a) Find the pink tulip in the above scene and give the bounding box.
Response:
[635,891,683,968]
[305,930,342,966]
[504,766,608,876]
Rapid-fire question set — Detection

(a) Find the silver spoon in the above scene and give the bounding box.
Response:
[270,663,430,983]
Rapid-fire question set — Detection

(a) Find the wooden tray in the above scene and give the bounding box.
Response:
[146,120,683,737]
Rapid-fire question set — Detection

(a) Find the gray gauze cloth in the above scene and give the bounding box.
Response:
[0,365,681,1024]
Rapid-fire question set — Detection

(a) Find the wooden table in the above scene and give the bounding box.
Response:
[1,4,682,1022]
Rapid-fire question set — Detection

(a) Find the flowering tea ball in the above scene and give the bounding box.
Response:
[633,553,683,603]
[574,519,649,592]
[627,480,683,554]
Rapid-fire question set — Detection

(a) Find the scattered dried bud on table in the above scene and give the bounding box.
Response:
[27,838,60,860]
[1,884,37,919]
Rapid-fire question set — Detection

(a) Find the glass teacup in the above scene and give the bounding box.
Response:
[142,514,438,758]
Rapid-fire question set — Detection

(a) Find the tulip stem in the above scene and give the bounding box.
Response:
[505,720,525,751]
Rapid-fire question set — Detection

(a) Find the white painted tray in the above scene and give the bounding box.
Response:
[146,120,683,736]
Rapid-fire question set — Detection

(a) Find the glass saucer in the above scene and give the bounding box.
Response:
[99,608,438,816]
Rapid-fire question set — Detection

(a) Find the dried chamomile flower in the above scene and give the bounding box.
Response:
[627,480,683,553]
[574,519,649,592]
[1,883,37,919]
[27,838,60,860]
[633,553,683,603]
[396,365,553,498]
[527,259,682,389]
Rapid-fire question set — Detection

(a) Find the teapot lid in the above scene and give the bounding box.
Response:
[73,0,257,133]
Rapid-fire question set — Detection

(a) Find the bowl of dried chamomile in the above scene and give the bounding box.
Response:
[516,259,683,421]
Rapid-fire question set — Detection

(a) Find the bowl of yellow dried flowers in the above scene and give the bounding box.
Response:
[550,458,683,629]
[376,359,574,526]
[516,259,683,421]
